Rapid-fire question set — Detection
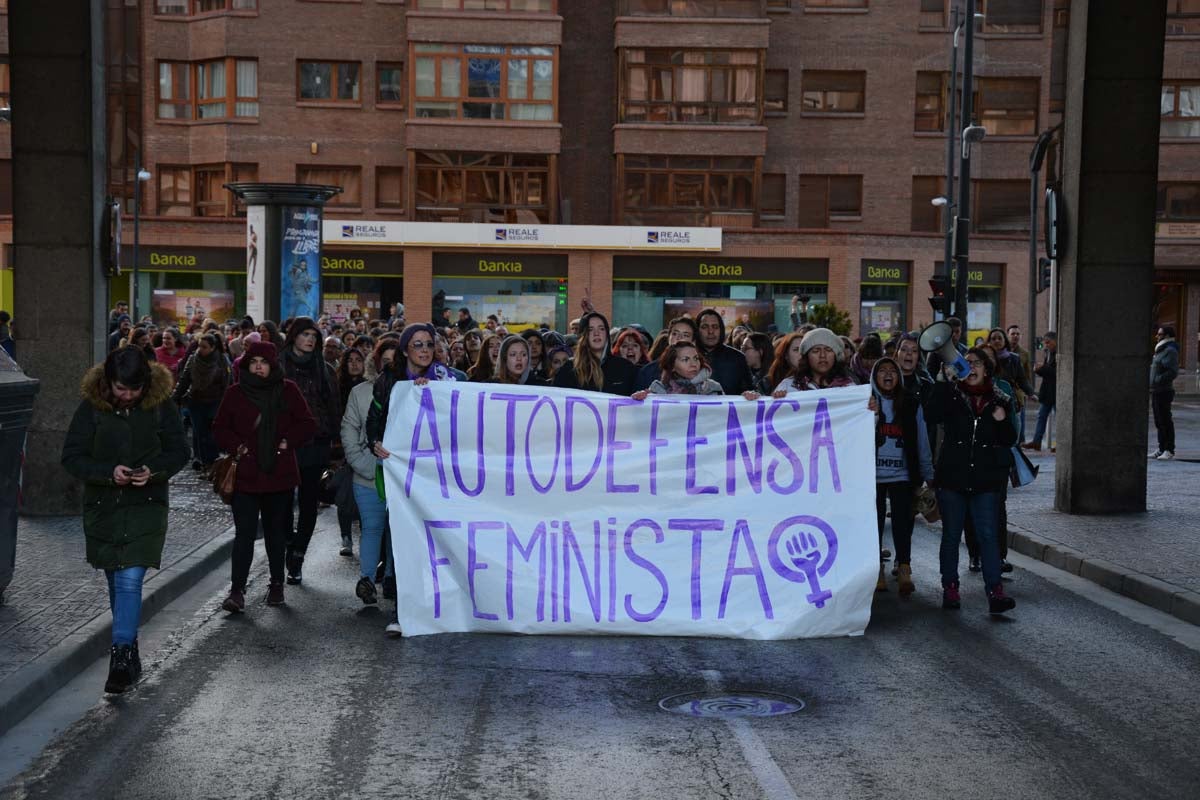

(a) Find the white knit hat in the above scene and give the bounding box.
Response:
[799,327,845,362]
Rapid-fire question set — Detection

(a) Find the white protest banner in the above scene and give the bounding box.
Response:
[382,382,878,639]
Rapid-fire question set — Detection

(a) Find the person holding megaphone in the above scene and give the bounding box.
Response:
[921,344,1018,615]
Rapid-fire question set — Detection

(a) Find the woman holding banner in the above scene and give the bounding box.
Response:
[922,346,1017,615]
[553,311,638,396]
[770,328,856,395]
[364,326,455,631]
[495,335,547,386]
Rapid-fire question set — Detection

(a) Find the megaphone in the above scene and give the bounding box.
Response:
[918,321,970,380]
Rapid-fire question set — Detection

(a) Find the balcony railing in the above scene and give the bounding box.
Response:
[617,0,765,19]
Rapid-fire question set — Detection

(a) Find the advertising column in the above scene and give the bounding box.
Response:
[280,206,322,320]
[226,182,341,324]
[245,205,265,324]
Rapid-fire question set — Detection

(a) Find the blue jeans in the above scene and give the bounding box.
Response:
[1016,403,1026,442]
[937,489,1002,591]
[353,482,394,581]
[1031,402,1054,447]
[105,566,148,646]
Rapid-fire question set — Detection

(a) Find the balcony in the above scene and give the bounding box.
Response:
[617,0,765,18]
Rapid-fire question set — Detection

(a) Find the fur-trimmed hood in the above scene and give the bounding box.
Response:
[81,361,175,413]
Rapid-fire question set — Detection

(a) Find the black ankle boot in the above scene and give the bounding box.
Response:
[104,644,135,694]
[130,639,142,682]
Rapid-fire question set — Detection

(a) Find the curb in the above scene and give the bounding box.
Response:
[1006,524,1200,627]
[0,525,235,739]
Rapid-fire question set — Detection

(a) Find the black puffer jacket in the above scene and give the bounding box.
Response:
[281,348,340,467]
[923,381,1017,494]
[695,309,752,395]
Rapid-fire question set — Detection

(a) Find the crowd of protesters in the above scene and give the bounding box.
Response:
[57,294,1098,694]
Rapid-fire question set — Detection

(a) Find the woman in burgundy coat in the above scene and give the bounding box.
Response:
[212,341,316,612]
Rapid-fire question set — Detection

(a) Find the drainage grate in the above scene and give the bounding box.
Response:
[658,691,805,718]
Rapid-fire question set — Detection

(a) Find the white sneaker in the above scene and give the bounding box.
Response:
[1157,451,1175,460]
[1149,449,1164,459]
[384,621,403,638]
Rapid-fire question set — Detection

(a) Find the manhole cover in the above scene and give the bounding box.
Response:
[658,691,805,718]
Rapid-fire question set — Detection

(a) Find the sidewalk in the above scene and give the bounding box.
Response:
[0,470,236,737]
[999,397,1200,626]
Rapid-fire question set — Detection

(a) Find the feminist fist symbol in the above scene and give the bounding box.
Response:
[768,516,838,609]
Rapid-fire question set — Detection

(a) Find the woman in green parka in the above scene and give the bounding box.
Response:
[61,347,189,694]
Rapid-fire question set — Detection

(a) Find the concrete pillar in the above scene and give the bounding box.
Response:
[1056,1,1166,513]
[10,1,108,514]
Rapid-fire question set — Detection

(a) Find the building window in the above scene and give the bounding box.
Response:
[155,0,257,15]
[801,71,865,114]
[914,71,947,131]
[978,0,1043,34]
[412,44,557,121]
[1158,183,1200,222]
[761,173,786,218]
[157,59,258,120]
[1162,81,1200,137]
[415,0,556,10]
[617,0,763,17]
[415,152,552,223]
[973,179,1029,232]
[377,167,406,210]
[767,0,790,9]
[806,0,868,8]
[796,174,862,226]
[911,175,944,232]
[620,155,757,227]
[765,69,788,114]
[620,49,761,125]
[298,61,361,103]
[157,163,257,217]
[976,77,1038,136]
[919,0,947,28]
[297,165,363,207]
[1167,1,1200,35]
[0,58,9,111]
[378,63,404,106]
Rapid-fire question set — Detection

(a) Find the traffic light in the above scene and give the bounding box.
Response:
[928,275,950,315]
[1038,258,1052,293]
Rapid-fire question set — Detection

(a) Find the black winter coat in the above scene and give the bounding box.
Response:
[1035,351,1056,405]
[923,381,1017,494]
[701,344,752,395]
[553,356,638,396]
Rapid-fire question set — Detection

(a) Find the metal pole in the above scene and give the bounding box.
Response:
[953,0,976,322]
[1028,164,1039,351]
[942,3,959,291]
[132,150,141,323]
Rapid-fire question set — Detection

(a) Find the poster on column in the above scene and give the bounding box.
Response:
[381,382,878,640]
[280,206,322,321]
[245,205,266,324]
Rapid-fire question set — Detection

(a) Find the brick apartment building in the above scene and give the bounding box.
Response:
[0,0,1197,367]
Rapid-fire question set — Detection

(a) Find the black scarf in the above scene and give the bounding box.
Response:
[190,349,224,396]
[239,365,285,473]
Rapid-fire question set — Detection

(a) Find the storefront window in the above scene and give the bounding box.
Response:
[936,261,1004,346]
[613,281,829,335]
[859,260,910,339]
[138,272,246,330]
[612,256,829,334]
[434,252,568,332]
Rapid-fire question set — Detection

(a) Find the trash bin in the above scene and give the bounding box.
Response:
[0,347,39,605]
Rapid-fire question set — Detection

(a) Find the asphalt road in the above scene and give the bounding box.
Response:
[4,507,1199,800]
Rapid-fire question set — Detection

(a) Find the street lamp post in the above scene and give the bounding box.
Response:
[952,0,980,322]
[940,2,960,293]
[131,155,151,322]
